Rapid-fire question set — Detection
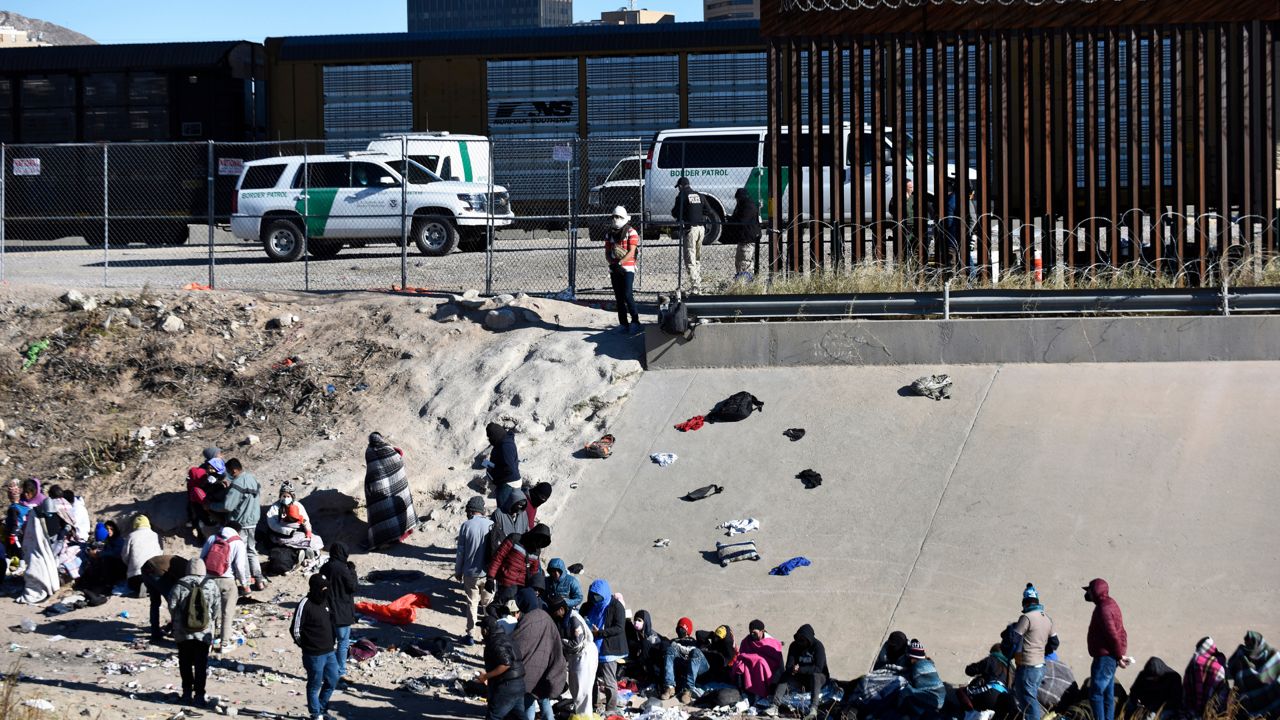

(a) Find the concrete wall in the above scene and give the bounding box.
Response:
[646,316,1280,368]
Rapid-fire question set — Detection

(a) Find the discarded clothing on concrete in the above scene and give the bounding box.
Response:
[797,469,823,489]
[783,428,806,441]
[716,540,760,567]
[583,434,615,458]
[653,538,671,548]
[354,592,431,625]
[910,374,953,401]
[769,556,811,576]
[683,484,724,501]
[675,416,705,432]
[707,392,764,422]
[717,518,760,536]
[650,452,678,467]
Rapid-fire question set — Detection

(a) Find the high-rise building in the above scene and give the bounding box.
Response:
[408,0,572,32]
[704,0,759,21]
[598,9,675,25]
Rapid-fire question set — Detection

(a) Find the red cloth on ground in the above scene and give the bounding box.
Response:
[354,592,432,625]
[675,415,705,432]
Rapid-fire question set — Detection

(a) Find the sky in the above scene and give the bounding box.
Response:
[7,0,706,43]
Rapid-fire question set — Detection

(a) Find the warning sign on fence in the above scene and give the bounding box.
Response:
[551,145,573,163]
[13,158,40,176]
[218,158,244,176]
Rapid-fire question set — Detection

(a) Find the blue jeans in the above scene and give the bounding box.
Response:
[335,625,351,676]
[487,678,525,720]
[1014,663,1045,720]
[523,693,554,720]
[1090,656,1117,720]
[609,265,639,327]
[302,651,340,717]
[663,645,709,692]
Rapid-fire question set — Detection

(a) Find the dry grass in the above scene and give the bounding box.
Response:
[0,664,100,720]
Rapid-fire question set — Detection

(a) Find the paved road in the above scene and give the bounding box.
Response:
[556,361,1280,681]
[0,227,749,297]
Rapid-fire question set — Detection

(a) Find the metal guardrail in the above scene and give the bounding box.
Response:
[682,286,1280,320]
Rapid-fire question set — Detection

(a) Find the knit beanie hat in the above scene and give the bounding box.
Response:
[465,496,486,514]
[529,482,553,507]
[486,422,507,446]
[202,447,221,461]
[1023,583,1039,602]
[187,558,207,577]
[749,619,766,633]
[714,625,729,640]
[908,639,927,660]
[133,515,151,530]
[677,617,694,637]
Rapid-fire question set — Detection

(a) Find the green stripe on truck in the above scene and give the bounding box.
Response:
[458,141,474,182]
[294,188,339,238]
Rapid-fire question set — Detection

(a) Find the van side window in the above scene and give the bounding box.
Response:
[292,162,349,189]
[657,135,759,169]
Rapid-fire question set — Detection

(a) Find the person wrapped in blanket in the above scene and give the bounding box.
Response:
[42,484,84,580]
[264,482,323,559]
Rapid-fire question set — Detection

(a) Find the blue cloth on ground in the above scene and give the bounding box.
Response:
[769,556,811,576]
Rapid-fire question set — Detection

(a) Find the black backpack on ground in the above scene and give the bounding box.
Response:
[660,300,691,336]
[708,391,763,422]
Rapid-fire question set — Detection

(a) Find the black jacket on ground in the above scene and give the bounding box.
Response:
[672,186,705,226]
[321,542,357,627]
[291,592,336,656]
[787,624,829,677]
[727,190,761,244]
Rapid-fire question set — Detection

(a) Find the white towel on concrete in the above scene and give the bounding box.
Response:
[718,517,760,536]
[650,452,678,467]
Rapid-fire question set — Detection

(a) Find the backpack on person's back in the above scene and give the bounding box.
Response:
[204,535,235,576]
[181,579,211,632]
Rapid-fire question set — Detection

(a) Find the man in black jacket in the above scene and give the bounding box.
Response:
[772,624,829,720]
[671,176,705,293]
[321,542,357,680]
[291,574,339,720]
[727,187,761,281]
[486,423,520,491]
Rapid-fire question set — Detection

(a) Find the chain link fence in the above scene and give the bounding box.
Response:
[2,136,1276,299]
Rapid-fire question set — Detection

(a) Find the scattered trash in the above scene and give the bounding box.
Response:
[910,374,953,401]
[683,484,723,501]
[349,638,380,662]
[21,699,54,711]
[783,428,806,441]
[650,452,678,467]
[797,469,823,489]
[325,384,336,395]
[181,282,213,291]
[653,538,670,548]
[353,592,432,625]
[119,610,130,619]
[707,391,764,422]
[583,434,615,458]
[552,288,576,302]
[22,339,51,370]
[674,415,705,432]
[18,618,36,633]
[718,518,760,536]
[45,635,66,643]
[353,383,369,392]
[769,556,812,576]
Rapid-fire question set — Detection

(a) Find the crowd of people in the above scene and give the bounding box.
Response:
[457,428,1280,720]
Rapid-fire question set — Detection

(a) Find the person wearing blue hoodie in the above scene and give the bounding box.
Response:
[582,579,627,713]
[899,639,946,719]
[547,558,582,609]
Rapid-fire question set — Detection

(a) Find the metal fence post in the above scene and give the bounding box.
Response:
[485,138,494,295]
[400,136,408,290]
[303,143,310,292]
[568,139,578,295]
[102,144,109,288]
[207,140,216,289]
[0,143,6,285]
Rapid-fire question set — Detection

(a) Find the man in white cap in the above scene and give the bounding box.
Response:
[603,205,641,333]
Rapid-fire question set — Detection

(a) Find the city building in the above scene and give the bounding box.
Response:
[704,0,759,21]
[598,9,675,24]
[0,25,50,47]
[408,0,572,32]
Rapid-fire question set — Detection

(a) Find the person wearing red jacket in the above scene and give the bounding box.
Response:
[1084,578,1130,720]
[486,523,549,603]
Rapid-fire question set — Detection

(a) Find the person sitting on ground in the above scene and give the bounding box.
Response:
[264,482,322,559]
[43,485,83,579]
[486,523,549,603]
[547,557,582,610]
[583,579,627,714]
[551,593,597,717]
[1124,656,1183,718]
[773,624,830,720]
[962,643,1015,717]
[477,612,526,720]
[140,554,188,642]
[898,640,946,720]
[122,514,162,596]
[169,557,220,708]
[661,617,712,704]
[625,609,668,683]
[1038,652,1079,714]
[732,619,784,703]
[695,624,737,684]
[513,588,566,720]
[875,631,912,674]
[67,487,91,544]
[200,522,251,653]
[1228,631,1280,717]
[1183,637,1228,718]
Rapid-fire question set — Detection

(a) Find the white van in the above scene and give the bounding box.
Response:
[644,124,950,244]
[366,132,491,185]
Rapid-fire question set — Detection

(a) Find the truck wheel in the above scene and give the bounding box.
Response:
[702,205,723,245]
[307,240,343,259]
[412,215,459,256]
[261,218,306,262]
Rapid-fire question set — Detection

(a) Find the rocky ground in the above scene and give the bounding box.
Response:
[0,283,645,719]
